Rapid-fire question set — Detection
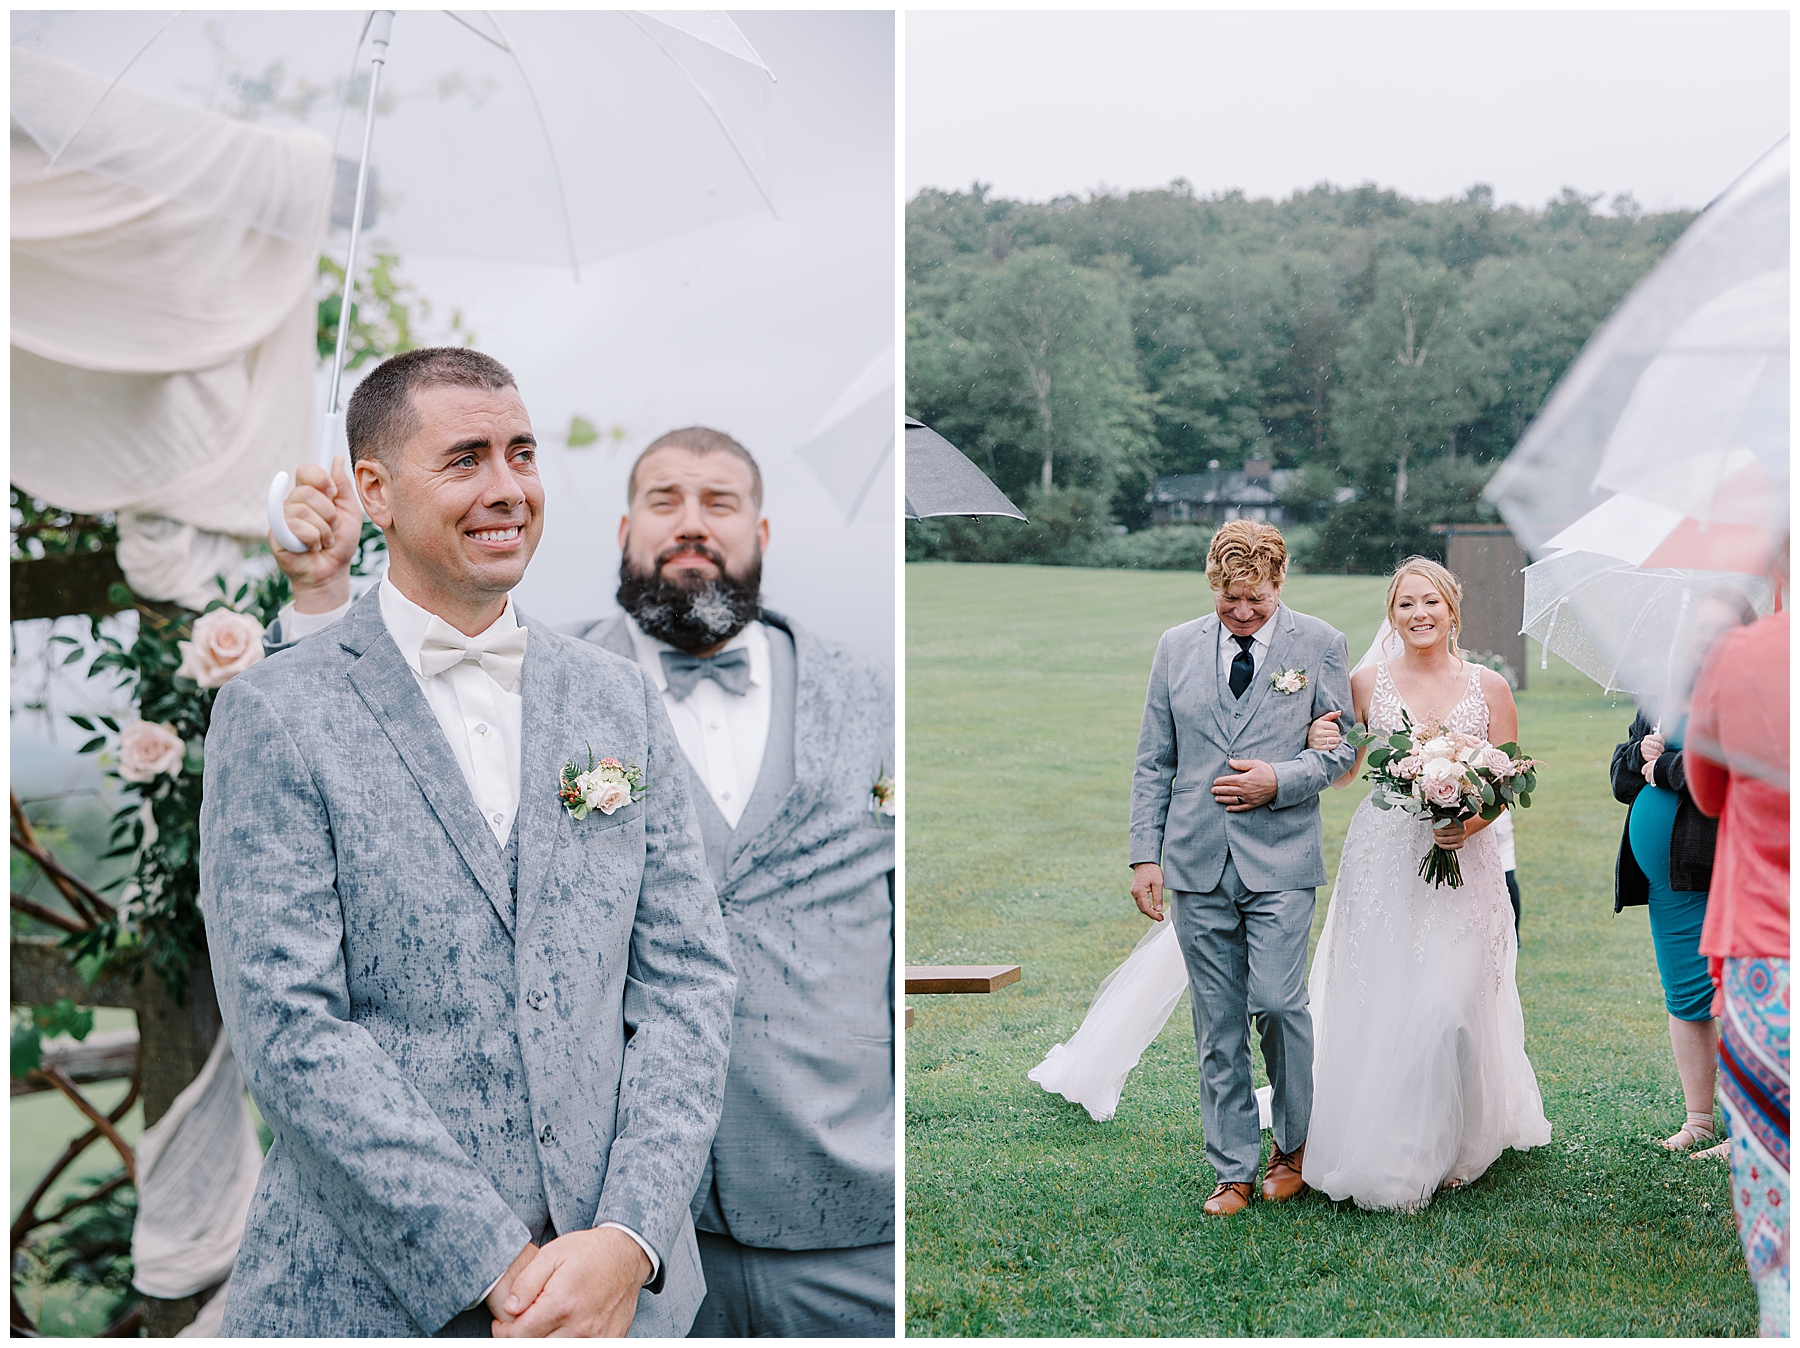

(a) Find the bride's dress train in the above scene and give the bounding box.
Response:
[1303,662,1552,1209]
[1028,918,1273,1129]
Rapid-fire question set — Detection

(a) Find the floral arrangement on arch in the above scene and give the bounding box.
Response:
[1345,712,1538,889]
[57,574,292,1001]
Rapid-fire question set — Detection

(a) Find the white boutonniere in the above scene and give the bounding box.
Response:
[1271,665,1308,695]
[559,747,645,821]
[871,766,897,819]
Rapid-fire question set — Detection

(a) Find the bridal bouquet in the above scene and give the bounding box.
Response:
[1345,713,1538,888]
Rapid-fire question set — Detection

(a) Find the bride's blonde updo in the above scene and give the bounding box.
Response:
[1386,556,1464,658]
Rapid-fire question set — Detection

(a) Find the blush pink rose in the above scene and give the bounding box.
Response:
[116,719,186,783]
[1481,746,1515,776]
[1393,753,1425,779]
[1420,772,1464,807]
[176,609,266,688]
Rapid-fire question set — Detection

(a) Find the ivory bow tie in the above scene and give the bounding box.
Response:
[418,616,529,692]
[660,647,752,699]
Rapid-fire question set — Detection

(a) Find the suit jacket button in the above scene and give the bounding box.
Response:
[528,989,548,1011]
[540,1123,556,1145]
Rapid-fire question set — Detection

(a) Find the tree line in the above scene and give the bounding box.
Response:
[906,178,1693,572]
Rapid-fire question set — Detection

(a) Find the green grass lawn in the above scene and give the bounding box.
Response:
[904,562,1757,1338]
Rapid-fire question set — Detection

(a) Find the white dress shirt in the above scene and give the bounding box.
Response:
[277,587,659,1288]
[1217,617,1274,692]
[624,616,771,829]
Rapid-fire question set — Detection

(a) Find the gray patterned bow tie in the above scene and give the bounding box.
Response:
[660,647,751,699]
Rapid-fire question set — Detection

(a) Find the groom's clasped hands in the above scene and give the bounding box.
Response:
[487,1230,653,1337]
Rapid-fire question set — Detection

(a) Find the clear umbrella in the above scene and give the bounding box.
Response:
[1521,549,1772,713]
[12,11,777,269]
[13,10,780,548]
[1489,138,1787,774]
[1486,137,1787,555]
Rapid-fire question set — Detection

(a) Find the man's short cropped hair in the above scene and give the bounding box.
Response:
[628,427,763,509]
[345,346,517,469]
[1206,518,1289,594]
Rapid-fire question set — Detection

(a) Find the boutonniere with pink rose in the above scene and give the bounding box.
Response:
[558,747,646,821]
[1270,665,1308,694]
[871,766,896,821]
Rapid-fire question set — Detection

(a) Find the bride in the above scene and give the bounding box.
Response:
[1030,557,1550,1207]
[1301,557,1550,1207]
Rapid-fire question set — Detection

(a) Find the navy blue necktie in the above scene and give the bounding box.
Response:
[1229,634,1255,699]
[660,647,752,699]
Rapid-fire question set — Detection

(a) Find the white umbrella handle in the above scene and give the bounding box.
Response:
[268,413,347,552]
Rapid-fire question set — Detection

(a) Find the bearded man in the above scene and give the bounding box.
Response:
[576,428,895,1338]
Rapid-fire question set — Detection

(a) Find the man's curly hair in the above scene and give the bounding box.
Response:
[1205,519,1289,594]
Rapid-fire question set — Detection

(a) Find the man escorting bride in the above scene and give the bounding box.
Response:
[1122,521,1358,1216]
[1033,522,1551,1213]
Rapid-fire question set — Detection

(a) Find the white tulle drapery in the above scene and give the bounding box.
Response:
[11,48,329,607]
[129,1032,263,1302]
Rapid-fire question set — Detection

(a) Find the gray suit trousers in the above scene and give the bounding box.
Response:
[1171,853,1315,1182]
[688,1233,894,1338]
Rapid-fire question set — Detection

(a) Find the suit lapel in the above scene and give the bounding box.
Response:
[511,613,567,936]
[1228,604,1297,745]
[1196,615,1234,747]
[341,595,515,935]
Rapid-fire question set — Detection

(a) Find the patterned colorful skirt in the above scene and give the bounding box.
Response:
[1719,956,1789,1338]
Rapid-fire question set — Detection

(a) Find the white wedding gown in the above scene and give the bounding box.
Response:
[1303,661,1551,1209]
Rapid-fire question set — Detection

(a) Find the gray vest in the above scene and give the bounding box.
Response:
[685,626,798,893]
[687,626,797,1234]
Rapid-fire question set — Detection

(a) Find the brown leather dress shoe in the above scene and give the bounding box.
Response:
[1261,1142,1308,1202]
[1203,1181,1254,1216]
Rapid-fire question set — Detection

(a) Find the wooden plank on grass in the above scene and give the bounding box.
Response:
[904,964,1021,994]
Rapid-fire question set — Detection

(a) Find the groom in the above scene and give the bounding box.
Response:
[1128,519,1356,1216]
[201,347,737,1334]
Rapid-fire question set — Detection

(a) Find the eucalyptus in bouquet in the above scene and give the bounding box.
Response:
[1344,712,1538,888]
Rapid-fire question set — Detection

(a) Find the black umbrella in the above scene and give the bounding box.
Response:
[903,417,1027,521]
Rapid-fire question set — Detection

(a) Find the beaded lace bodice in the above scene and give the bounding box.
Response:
[1324,657,1511,1004]
[1369,661,1488,739]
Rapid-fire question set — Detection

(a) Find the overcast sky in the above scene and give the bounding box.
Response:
[907,10,1788,212]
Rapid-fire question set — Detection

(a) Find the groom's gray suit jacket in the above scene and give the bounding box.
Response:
[583,611,895,1251]
[1129,603,1358,894]
[200,589,736,1336]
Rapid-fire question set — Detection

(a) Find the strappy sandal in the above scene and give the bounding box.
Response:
[1662,1110,1717,1151]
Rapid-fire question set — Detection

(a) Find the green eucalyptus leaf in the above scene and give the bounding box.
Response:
[77,736,106,754]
